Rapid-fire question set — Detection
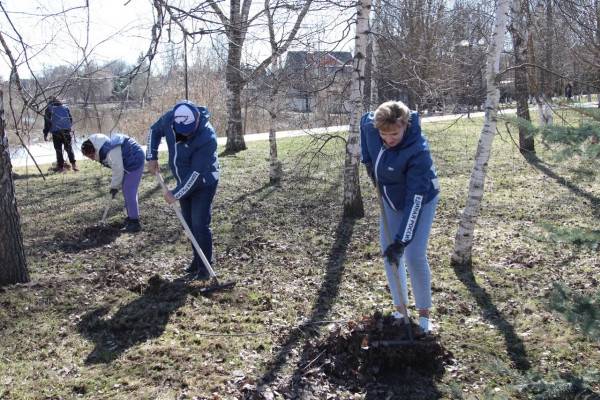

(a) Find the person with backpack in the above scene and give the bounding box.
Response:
[81,133,145,233]
[146,100,220,280]
[360,100,440,334]
[43,97,78,172]
[565,83,573,101]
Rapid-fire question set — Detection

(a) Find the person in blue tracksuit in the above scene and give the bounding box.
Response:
[146,101,219,280]
[43,97,78,172]
[360,100,440,333]
[81,133,145,232]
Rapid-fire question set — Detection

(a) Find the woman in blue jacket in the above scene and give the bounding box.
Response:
[360,100,440,333]
[81,133,145,232]
[146,101,219,280]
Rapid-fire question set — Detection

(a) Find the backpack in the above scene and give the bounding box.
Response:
[50,104,72,132]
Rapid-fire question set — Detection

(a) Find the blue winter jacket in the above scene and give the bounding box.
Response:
[360,111,440,246]
[145,106,219,200]
[43,100,73,134]
[98,134,145,171]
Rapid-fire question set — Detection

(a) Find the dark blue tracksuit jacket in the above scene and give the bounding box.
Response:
[360,111,440,246]
[145,106,219,199]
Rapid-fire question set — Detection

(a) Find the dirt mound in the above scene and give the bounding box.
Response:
[306,312,454,382]
[57,223,122,252]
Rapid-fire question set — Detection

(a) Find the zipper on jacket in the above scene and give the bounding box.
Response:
[374,147,385,182]
[375,146,398,211]
[172,128,181,183]
[383,186,398,211]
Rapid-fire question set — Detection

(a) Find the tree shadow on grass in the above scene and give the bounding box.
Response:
[253,216,356,392]
[137,166,175,204]
[528,155,600,218]
[452,262,531,371]
[517,371,600,399]
[232,182,277,204]
[77,275,189,364]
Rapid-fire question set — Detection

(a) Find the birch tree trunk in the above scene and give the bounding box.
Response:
[370,0,380,108]
[508,0,535,156]
[268,107,283,184]
[267,47,282,184]
[342,0,371,218]
[451,0,510,266]
[543,0,554,98]
[0,89,29,286]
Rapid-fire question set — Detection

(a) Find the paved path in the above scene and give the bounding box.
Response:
[9,102,595,168]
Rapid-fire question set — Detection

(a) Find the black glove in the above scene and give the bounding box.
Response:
[365,164,376,186]
[384,240,405,263]
[44,133,48,142]
[110,188,119,199]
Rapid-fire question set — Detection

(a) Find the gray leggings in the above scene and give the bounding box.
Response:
[380,195,439,310]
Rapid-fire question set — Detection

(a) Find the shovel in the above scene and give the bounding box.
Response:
[155,172,235,293]
[376,188,414,344]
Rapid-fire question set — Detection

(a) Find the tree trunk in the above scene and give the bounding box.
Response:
[224,40,247,153]
[207,0,313,154]
[223,0,247,154]
[267,61,283,185]
[343,0,371,219]
[452,0,509,266]
[268,109,282,185]
[543,0,554,97]
[0,90,29,286]
[370,0,381,108]
[508,0,535,156]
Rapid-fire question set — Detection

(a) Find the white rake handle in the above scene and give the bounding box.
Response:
[155,172,217,278]
[100,193,112,224]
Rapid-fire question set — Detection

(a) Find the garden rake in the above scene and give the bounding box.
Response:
[99,193,114,225]
[155,172,235,293]
[376,187,415,345]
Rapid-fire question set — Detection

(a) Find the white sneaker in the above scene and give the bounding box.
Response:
[392,311,404,320]
[419,316,431,333]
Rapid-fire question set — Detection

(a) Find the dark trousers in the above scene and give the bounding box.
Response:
[52,130,75,167]
[179,183,218,271]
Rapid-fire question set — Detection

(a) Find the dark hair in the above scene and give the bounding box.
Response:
[81,140,95,156]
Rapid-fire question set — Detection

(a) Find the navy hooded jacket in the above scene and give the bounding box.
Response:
[146,105,219,200]
[360,111,440,246]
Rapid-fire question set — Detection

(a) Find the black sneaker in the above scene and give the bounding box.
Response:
[123,219,141,233]
[193,267,211,281]
[185,263,198,274]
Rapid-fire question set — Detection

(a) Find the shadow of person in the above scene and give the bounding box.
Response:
[362,367,445,399]
[77,275,189,364]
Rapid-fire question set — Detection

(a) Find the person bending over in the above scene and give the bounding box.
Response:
[81,133,145,232]
[146,101,220,280]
